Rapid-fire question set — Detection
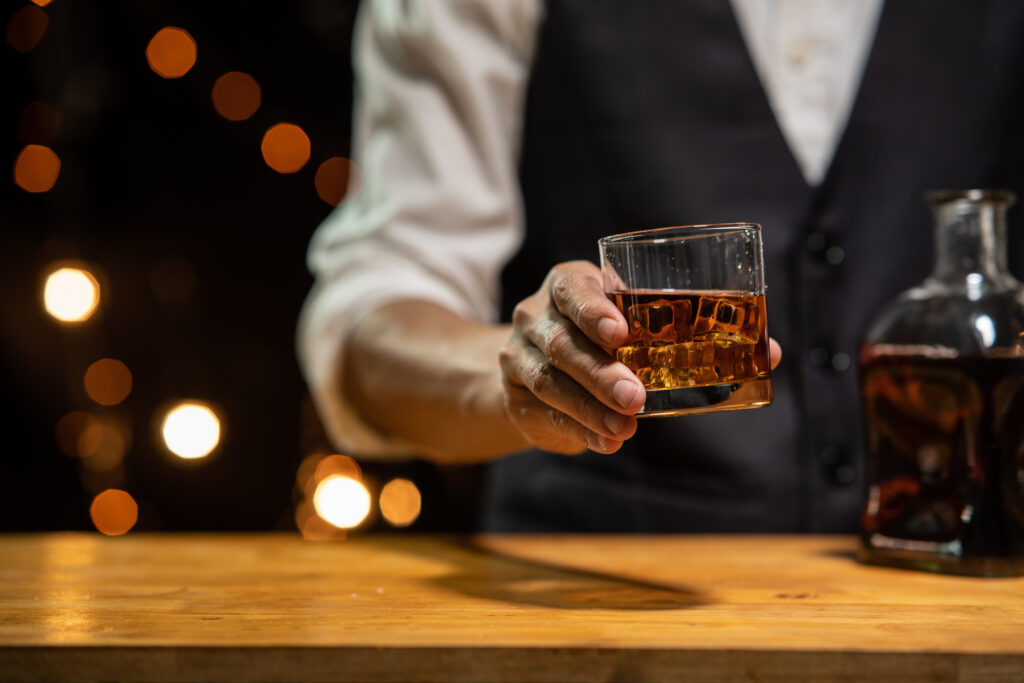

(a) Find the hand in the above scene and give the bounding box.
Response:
[498,260,645,455]
[498,261,784,456]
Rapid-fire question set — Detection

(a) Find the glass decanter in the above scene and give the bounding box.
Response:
[858,189,1024,576]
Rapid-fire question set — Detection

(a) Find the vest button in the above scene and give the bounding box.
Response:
[820,445,842,465]
[830,351,851,372]
[832,464,856,486]
[825,245,846,266]
[820,446,855,486]
[806,232,826,252]
[808,346,830,366]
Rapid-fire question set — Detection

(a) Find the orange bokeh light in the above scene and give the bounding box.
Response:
[80,421,126,472]
[261,123,310,174]
[6,5,48,53]
[89,489,138,536]
[84,358,133,406]
[146,27,197,79]
[314,157,361,206]
[14,144,60,193]
[55,412,127,469]
[314,454,362,483]
[17,101,61,146]
[56,411,100,458]
[31,0,52,6]
[297,500,347,541]
[211,71,261,121]
[379,478,422,527]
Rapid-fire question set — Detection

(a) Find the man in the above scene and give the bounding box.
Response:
[299,1,1024,531]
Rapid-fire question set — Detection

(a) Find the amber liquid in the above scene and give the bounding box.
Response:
[609,290,772,416]
[859,344,1024,576]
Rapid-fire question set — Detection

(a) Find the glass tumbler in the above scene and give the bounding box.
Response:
[598,223,773,417]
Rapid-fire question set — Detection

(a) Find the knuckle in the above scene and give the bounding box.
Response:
[511,299,534,328]
[546,407,570,431]
[527,362,557,396]
[549,271,576,302]
[570,393,596,424]
[552,272,600,327]
[497,341,516,370]
[542,324,573,359]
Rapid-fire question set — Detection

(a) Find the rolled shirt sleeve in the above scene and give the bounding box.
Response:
[297,0,543,458]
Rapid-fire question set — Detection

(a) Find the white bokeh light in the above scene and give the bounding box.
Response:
[44,267,99,322]
[313,475,371,529]
[161,403,220,459]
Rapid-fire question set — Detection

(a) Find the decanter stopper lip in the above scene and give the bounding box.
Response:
[925,188,1016,206]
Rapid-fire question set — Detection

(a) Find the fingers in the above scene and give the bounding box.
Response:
[504,382,632,455]
[502,260,646,455]
[547,261,630,350]
[500,334,638,454]
[521,306,646,415]
[769,338,782,370]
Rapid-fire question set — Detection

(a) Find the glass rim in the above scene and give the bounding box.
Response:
[598,222,762,247]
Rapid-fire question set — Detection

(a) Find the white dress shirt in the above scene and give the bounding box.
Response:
[297,0,885,457]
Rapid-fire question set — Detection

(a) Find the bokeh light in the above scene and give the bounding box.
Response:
[6,5,48,53]
[89,489,138,536]
[79,420,126,472]
[43,267,99,322]
[84,358,133,406]
[31,0,53,6]
[56,411,100,458]
[16,101,61,145]
[161,402,220,459]
[294,499,346,541]
[145,27,197,79]
[56,412,128,470]
[379,478,421,527]
[297,452,362,497]
[314,156,361,206]
[312,475,371,529]
[14,144,61,193]
[211,71,261,121]
[261,123,310,173]
[313,453,361,482]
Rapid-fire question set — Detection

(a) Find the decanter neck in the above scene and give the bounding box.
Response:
[928,189,1014,286]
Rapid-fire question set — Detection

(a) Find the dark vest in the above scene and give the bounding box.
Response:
[485,0,1024,532]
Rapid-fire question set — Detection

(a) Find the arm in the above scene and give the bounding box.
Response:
[343,260,648,464]
[300,2,779,464]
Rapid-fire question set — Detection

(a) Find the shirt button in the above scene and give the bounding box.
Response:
[786,41,812,66]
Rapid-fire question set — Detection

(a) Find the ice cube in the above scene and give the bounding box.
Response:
[671,298,693,343]
[646,303,675,343]
[626,304,649,339]
[616,344,649,374]
[693,296,759,344]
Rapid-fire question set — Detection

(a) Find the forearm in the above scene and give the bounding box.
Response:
[343,300,529,463]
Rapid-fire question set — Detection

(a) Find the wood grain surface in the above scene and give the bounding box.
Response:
[1,533,1022,682]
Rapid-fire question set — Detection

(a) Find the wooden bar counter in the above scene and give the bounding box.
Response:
[1,533,1023,682]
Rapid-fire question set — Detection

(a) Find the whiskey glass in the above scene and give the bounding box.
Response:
[598,223,773,417]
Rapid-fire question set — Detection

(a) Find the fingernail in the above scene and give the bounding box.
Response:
[612,379,643,410]
[586,433,608,453]
[597,317,619,344]
[603,411,627,435]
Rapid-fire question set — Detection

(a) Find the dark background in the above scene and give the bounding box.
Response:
[1,0,482,533]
